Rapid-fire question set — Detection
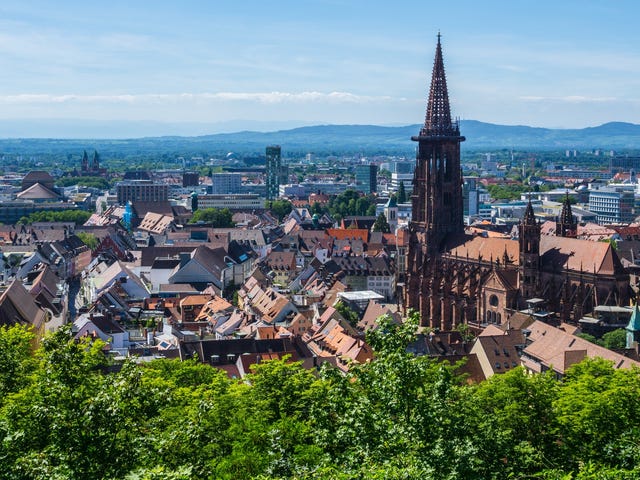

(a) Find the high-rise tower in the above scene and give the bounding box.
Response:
[266,145,282,201]
[406,34,465,319]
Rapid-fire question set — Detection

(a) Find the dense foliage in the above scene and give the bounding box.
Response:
[56,176,111,190]
[397,182,407,203]
[17,209,92,225]
[269,200,293,222]
[76,232,99,250]
[189,208,234,227]
[1,318,640,479]
[325,189,376,222]
[372,212,391,233]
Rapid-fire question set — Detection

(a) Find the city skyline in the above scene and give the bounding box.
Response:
[1,1,640,137]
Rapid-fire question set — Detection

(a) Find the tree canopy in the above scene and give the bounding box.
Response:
[397,181,407,203]
[189,207,234,227]
[18,209,92,225]
[372,212,391,233]
[0,317,639,479]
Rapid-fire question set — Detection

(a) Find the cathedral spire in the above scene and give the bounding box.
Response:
[523,198,537,225]
[422,32,456,136]
[556,191,577,237]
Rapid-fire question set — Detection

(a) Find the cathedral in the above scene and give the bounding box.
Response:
[405,35,631,330]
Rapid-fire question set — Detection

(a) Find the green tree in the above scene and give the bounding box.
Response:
[269,199,293,221]
[372,212,390,233]
[18,209,92,225]
[77,231,99,250]
[334,300,360,327]
[189,208,234,227]
[0,325,36,400]
[397,181,407,203]
[602,329,627,350]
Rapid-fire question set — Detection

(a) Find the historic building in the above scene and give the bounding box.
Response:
[406,35,631,330]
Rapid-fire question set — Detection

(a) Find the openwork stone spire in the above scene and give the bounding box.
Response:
[421,33,456,136]
[560,192,574,225]
[523,198,537,225]
[556,191,577,237]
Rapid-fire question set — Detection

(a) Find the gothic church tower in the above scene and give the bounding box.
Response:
[406,34,465,320]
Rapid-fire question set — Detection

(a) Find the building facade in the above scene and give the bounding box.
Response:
[588,186,635,224]
[196,194,264,210]
[355,164,377,194]
[210,173,242,195]
[116,180,169,204]
[266,145,282,201]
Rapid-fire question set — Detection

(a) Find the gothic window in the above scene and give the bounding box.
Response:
[489,294,499,307]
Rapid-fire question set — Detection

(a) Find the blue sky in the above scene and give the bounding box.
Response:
[1,1,639,136]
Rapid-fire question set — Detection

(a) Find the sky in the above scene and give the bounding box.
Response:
[1,0,640,137]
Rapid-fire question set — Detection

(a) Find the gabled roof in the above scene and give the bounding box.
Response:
[16,182,60,200]
[0,280,46,329]
[327,228,369,243]
[138,212,174,234]
[447,236,520,265]
[540,235,622,275]
[358,301,401,331]
[524,320,640,374]
[191,245,228,276]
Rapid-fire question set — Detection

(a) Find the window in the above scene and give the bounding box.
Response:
[489,295,499,307]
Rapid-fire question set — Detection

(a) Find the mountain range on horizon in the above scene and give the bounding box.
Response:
[0,119,639,156]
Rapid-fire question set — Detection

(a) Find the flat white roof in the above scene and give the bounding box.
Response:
[338,290,384,302]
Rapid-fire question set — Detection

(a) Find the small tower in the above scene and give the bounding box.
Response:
[556,191,578,238]
[91,150,100,172]
[519,199,541,300]
[81,150,89,173]
[384,196,398,233]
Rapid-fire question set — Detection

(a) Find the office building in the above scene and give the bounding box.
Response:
[588,186,635,224]
[116,180,169,204]
[266,145,282,201]
[355,164,377,194]
[210,173,242,195]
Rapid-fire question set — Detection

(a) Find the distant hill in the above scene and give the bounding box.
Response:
[1,120,640,157]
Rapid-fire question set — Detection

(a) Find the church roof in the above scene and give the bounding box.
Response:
[447,236,520,265]
[445,233,622,276]
[539,235,622,275]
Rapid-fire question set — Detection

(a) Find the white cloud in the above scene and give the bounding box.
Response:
[519,95,619,103]
[0,91,401,105]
